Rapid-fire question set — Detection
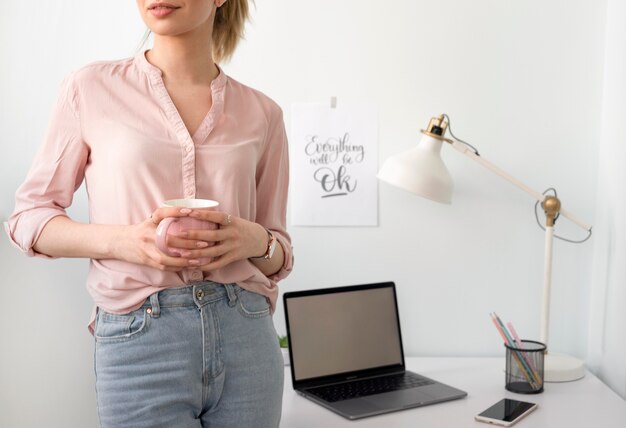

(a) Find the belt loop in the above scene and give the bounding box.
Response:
[224,284,238,307]
[149,292,161,318]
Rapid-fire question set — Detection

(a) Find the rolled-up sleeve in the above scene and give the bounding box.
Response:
[4,72,88,258]
[255,106,294,283]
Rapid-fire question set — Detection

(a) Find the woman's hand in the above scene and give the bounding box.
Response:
[168,210,268,272]
[111,206,209,271]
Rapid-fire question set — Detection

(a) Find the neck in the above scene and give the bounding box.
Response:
[146,24,218,86]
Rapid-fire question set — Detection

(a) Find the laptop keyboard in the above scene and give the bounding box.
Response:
[306,373,435,403]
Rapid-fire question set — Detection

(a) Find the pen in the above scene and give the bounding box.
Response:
[493,313,541,386]
[507,321,540,378]
[490,313,540,389]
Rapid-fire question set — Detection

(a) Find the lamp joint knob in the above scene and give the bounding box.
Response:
[543,196,562,227]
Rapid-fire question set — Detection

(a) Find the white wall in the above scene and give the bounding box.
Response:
[587,0,626,400]
[0,1,610,426]
[242,0,604,358]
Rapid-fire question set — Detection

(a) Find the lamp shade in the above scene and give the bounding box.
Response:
[377,134,454,204]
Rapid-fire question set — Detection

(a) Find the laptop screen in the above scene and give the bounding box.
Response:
[284,283,404,382]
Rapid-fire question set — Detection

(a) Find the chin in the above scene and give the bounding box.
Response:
[146,22,190,37]
[142,7,212,35]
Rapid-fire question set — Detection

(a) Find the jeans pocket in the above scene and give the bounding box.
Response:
[95,307,150,343]
[237,289,271,319]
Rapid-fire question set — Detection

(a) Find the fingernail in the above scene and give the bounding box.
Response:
[189,259,200,265]
[180,251,192,257]
[180,208,192,214]
[196,241,209,248]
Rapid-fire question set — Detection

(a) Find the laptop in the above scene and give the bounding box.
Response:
[283,281,467,420]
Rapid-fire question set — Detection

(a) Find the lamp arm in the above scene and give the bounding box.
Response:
[449,140,592,232]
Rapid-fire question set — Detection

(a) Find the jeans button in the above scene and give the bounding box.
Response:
[196,290,204,300]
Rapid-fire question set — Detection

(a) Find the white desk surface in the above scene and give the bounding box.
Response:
[280,357,626,427]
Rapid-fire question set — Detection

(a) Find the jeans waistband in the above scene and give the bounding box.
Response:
[141,281,241,318]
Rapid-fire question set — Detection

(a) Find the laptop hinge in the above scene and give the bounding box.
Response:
[296,367,406,390]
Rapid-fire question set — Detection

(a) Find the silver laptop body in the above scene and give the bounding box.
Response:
[283,281,467,420]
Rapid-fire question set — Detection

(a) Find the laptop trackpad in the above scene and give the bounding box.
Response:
[362,388,435,409]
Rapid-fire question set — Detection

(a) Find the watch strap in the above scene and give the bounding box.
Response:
[252,228,276,260]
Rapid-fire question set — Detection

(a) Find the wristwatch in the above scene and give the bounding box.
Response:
[254,228,277,260]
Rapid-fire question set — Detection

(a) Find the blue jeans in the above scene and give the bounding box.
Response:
[94,282,284,428]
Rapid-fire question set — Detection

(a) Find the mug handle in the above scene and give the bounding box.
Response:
[155,217,180,257]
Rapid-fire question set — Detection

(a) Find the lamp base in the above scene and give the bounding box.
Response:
[544,353,585,382]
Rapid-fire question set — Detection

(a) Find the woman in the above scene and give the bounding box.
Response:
[4,0,293,426]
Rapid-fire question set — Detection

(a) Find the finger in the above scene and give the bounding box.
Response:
[180,228,230,242]
[147,261,185,272]
[179,241,233,260]
[149,247,202,268]
[188,210,233,226]
[142,257,185,272]
[150,206,193,225]
[166,235,211,250]
[144,215,159,227]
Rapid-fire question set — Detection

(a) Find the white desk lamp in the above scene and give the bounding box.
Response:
[377,114,592,382]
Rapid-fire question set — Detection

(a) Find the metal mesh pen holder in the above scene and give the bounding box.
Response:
[505,340,546,394]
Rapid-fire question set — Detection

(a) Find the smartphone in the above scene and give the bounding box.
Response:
[475,398,537,426]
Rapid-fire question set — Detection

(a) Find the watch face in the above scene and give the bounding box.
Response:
[267,237,277,259]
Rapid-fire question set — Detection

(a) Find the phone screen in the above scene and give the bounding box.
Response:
[478,399,536,423]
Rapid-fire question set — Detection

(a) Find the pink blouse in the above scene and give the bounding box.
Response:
[4,50,293,331]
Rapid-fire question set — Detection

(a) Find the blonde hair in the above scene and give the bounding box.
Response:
[213,0,250,63]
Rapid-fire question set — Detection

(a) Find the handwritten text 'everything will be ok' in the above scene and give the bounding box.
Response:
[304,133,365,198]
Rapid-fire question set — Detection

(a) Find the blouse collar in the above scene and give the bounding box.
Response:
[134,49,228,91]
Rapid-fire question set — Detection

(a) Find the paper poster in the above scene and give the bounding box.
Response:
[290,103,378,226]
